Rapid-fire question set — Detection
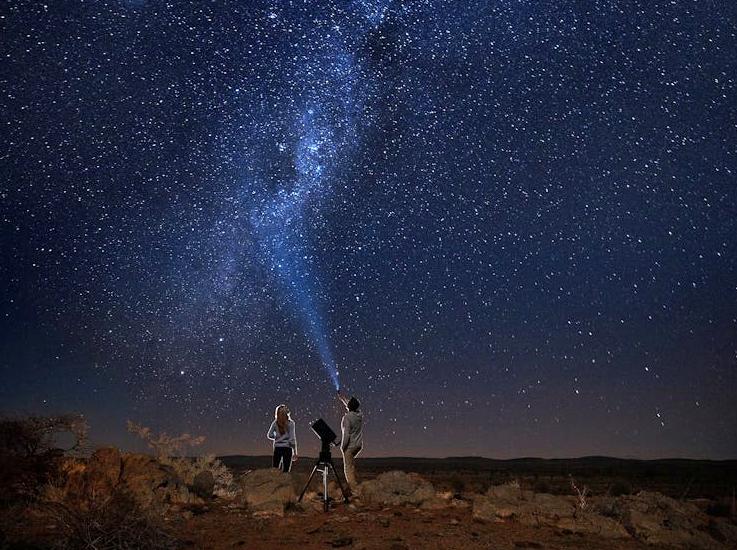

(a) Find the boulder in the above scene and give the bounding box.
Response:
[474,485,731,547]
[475,483,570,526]
[359,471,439,507]
[192,470,215,499]
[486,483,526,502]
[474,485,628,539]
[612,491,721,548]
[472,496,505,522]
[120,453,199,509]
[52,449,206,512]
[298,490,327,513]
[554,513,630,539]
[474,483,525,523]
[238,469,296,514]
[120,453,174,509]
[85,447,122,498]
[531,492,577,519]
[60,457,87,503]
[473,494,576,527]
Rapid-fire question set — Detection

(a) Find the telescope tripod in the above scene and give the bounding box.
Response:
[298,442,350,512]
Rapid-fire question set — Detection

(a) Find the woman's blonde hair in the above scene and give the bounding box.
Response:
[275,404,290,435]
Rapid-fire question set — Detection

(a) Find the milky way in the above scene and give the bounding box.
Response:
[1,1,736,458]
[249,4,385,390]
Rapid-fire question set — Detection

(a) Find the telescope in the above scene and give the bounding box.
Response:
[298,418,350,511]
[311,418,337,450]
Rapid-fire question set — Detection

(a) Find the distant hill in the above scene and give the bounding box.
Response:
[219,455,737,479]
[220,454,737,471]
[219,455,737,499]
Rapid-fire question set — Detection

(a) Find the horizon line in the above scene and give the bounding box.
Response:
[216,453,737,463]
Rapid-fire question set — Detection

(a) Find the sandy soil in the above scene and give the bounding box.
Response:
[178,501,651,550]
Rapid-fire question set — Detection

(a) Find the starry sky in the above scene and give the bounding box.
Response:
[2,0,736,459]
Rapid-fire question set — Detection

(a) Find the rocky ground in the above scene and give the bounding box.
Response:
[180,501,647,550]
[2,448,736,549]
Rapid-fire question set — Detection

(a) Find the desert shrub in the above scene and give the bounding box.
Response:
[569,475,589,510]
[0,414,88,505]
[449,474,465,497]
[0,414,88,458]
[126,421,234,497]
[476,479,491,494]
[609,480,632,497]
[706,498,734,518]
[533,479,551,494]
[44,488,179,549]
[284,500,301,513]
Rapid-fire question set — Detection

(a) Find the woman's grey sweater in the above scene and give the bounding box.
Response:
[267,419,297,453]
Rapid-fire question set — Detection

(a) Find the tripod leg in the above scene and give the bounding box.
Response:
[323,466,329,512]
[298,464,319,502]
[328,460,351,503]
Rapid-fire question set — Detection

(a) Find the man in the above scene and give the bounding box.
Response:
[338,392,363,494]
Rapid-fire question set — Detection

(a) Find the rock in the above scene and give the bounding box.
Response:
[359,471,438,507]
[192,470,215,499]
[554,513,630,539]
[474,487,629,539]
[60,457,87,503]
[330,537,353,547]
[475,485,731,547]
[85,447,122,499]
[612,491,721,548]
[53,449,207,512]
[238,469,296,514]
[472,496,506,522]
[120,452,199,509]
[300,491,328,513]
[120,453,175,509]
[486,483,525,502]
[330,516,350,523]
[474,488,574,526]
[253,510,283,519]
[532,493,576,517]
[495,506,516,519]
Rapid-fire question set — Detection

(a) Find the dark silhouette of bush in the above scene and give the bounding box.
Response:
[706,498,733,518]
[609,480,632,497]
[533,479,551,494]
[449,474,465,498]
[0,414,87,505]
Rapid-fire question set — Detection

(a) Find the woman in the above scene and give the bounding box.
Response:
[266,404,298,472]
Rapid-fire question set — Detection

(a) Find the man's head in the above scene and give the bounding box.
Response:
[346,396,360,412]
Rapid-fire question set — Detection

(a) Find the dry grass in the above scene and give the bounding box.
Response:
[42,488,179,550]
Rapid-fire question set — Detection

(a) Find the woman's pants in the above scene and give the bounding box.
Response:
[342,446,362,488]
[273,446,293,473]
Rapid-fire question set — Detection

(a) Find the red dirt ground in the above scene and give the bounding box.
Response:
[179,501,653,550]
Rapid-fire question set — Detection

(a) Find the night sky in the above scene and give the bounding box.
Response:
[2,0,736,459]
